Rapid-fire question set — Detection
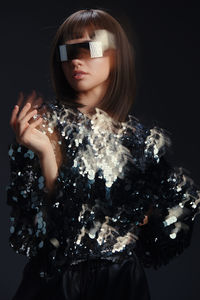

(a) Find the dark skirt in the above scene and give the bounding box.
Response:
[12,253,151,300]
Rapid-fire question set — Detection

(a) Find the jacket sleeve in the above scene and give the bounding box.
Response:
[132,124,200,269]
[6,137,66,259]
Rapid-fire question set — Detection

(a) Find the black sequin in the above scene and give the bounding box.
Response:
[6,99,200,280]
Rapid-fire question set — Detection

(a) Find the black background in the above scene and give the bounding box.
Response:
[1,1,200,299]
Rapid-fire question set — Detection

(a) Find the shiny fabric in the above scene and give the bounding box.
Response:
[6,98,200,284]
[12,254,151,300]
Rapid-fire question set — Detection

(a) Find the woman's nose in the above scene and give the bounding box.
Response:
[70,58,83,66]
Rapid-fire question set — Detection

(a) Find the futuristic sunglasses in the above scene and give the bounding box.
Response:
[58,41,103,62]
[56,29,116,62]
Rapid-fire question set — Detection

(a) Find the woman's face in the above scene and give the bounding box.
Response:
[61,30,115,106]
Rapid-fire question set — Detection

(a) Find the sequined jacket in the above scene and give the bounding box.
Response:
[6,99,200,280]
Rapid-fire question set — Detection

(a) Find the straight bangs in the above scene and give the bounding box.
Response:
[60,11,112,42]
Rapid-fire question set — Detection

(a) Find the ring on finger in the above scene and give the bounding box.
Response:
[32,113,40,120]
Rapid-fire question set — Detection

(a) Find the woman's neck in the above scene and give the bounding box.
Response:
[75,78,109,113]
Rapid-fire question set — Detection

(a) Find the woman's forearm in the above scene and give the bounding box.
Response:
[38,147,58,195]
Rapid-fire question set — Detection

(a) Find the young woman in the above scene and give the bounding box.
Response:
[7,8,200,300]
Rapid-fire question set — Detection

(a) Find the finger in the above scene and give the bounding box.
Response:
[18,102,33,121]
[20,90,37,112]
[20,108,39,125]
[29,116,43,130]
[17,111,42,137]
[26,90,45,115]
[16,91,24,109]
[17,90,35,111]
[16,107,37,136]
[25,89,37,107]
[9,105,20,132]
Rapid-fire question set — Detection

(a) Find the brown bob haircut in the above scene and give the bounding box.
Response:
[50,8,136,122]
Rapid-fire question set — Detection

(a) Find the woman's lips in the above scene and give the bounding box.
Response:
[72,73,88,80]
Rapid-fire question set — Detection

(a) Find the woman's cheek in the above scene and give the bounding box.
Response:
[90,59,110,78]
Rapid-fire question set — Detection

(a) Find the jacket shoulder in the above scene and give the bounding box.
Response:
[119,114,173,172]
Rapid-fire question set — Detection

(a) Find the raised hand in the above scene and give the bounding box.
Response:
[9,90,53,158]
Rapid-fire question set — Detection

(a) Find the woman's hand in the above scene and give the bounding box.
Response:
[9,90,53,158]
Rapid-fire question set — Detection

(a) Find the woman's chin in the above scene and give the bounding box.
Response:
[72,84,95,92]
